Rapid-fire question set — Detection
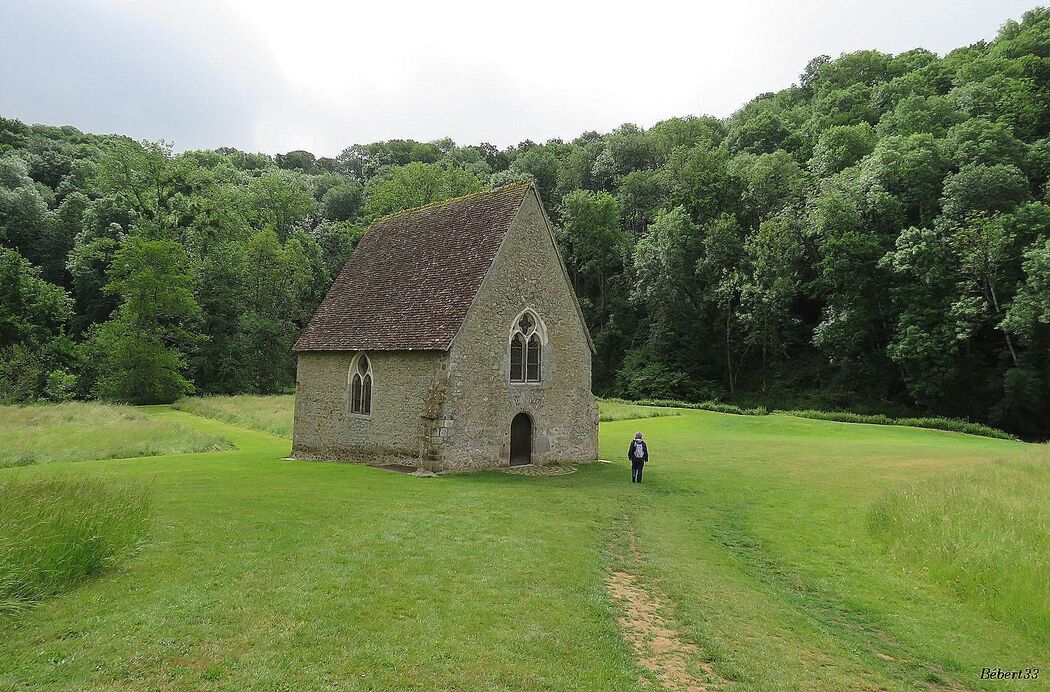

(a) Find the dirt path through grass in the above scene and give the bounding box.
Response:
[606,523,723,692]
[606,570,711,692]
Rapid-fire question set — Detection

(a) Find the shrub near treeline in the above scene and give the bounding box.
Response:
[606,398,1015,439]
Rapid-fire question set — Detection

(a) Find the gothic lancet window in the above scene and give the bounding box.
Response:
[509,312,542,383]
[526,333,541,382]
[510,333,525,382]
[349,353,372,415]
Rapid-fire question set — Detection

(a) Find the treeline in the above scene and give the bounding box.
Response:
[2,9,1048,435]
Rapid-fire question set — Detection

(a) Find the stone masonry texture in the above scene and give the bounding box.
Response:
[292,350,445,462]
[439,188,598,468]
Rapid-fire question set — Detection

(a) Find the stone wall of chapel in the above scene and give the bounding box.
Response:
[292,350,446,463]
[439,190,598,468]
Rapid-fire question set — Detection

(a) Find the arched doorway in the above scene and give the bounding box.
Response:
[510,412,532,466]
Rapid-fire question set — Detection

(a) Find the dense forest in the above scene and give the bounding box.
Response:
[2,9,1048,435]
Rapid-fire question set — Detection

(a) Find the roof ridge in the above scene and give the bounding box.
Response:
[371,181,531,225]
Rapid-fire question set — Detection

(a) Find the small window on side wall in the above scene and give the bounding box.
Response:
[509,312,542,384]
[349,353,373,415]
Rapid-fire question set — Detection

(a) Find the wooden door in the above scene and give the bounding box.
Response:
[510,413,532,466]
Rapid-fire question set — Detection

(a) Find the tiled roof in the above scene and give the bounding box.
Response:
[294,182,531,352]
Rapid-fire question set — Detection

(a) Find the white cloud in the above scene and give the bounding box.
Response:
[4,0,1036,155]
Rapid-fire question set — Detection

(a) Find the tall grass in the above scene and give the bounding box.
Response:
[781,409,894,426]
[0,402,232,467]
[0,478,150,613]
[598,399,682,422]
[893,416,1014,439]
[606,397,771,416]
[782,409,1014,439]
[175,395,294,438]
[868,454,1050,640]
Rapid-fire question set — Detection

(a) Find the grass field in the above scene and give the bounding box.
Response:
[0,402,232,467]
[0,402,1046,690]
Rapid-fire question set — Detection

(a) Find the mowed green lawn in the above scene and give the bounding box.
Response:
[0,403,1046,690]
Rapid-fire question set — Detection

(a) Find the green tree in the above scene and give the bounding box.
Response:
[940,163,1030,222]
[859,134,948,226]
[245,170,316,240]
[235,228,324,393]
[728,150,808,224]
[948,213,1021,365]
[946,118,1027,168]
[809,123,876,176]
[0,156,57,274]
[85,237,201,403]
[92,139,179,229]
[880,227,960,406]
[1003,236,1050,340]
[507,147,560,207]
[363,162,482,218]
[615,169,669,234]
[632,206,703,316]
[0,248,75,402]
[809,191,894,385]
[739,217,803,395]
[697,214,747,394]
[320,182,364,221]
[191,241,248,394]
[557,190,626,328]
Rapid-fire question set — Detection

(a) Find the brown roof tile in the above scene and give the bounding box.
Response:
[294,182,531,352]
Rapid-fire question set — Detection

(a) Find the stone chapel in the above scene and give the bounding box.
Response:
[292,182,598,470]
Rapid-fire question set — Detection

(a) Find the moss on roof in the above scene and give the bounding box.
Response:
[371,181,533,226]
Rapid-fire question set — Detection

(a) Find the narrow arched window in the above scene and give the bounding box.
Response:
[526,333,541,382]
[349,353,373,415]
[509,312,542,383]
[510,333,525,382]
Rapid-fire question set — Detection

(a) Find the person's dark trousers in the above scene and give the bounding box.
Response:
[631,459,644,483]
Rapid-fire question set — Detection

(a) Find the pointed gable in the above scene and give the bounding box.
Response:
[294,182,531,352]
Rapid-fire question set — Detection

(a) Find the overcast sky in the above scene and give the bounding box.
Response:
[0,0,1037,156]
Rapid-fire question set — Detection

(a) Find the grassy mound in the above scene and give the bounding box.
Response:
[0,402,232,467]
[869,454,1050,640]
[174,395,294,438]
[0,478,150,614]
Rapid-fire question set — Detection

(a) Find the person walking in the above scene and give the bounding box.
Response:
[628,432,648,483]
